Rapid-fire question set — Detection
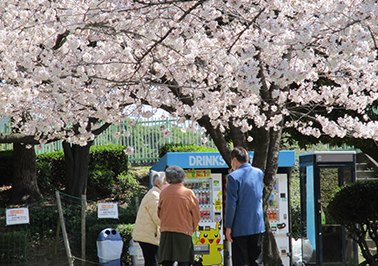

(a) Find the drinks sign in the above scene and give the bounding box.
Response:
[6,207,30,225]
[98,203,118,219]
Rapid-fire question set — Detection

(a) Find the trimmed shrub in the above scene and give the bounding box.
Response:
[89,145,128,175]
[328,180,378,226]
[116,173,139,198]
[35,145,128,197]
[36,151,66,194]
[117,223,135,265]
[290,204,301,240]
[87,145,129,198]
[159,143,217,158]
[328,180,378,265]
[88,166,115,197]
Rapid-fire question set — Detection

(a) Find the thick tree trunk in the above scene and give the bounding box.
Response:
[63,141,93,198]
[8,143,43,205]
[253,124,284,266]
[198,116,233,166]
[200,112,285,265]
[252,127,270,172]
[229,121,248,149]
[62,122,110,198]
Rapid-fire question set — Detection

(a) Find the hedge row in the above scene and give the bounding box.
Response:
[0,145,133,199]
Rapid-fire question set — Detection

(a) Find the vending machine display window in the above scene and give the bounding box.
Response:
[184,178,213,222]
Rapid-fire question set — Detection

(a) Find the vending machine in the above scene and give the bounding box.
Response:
[150,151,296,266]
[267,173,290,266]
[184,169,224,266]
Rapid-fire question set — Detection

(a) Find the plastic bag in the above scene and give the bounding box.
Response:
[291,238,314,266]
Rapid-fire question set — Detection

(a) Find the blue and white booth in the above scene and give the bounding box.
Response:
[299,151,358,266]
[151,151,296,266]
[151,151,295,174]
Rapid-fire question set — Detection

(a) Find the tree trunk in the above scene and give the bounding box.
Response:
[198,116,233,166]
[254,124,285,266]
[63,141,93,198]
[8,143,43,205]
[62,122,110,198]
[360,145,378,166]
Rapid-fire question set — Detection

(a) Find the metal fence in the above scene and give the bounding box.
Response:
[0,118,216,165]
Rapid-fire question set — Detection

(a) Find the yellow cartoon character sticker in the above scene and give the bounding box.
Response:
[194,222,223,266]
[214,191,222,211]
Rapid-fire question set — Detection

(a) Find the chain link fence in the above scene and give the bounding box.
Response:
[0,191,137,266]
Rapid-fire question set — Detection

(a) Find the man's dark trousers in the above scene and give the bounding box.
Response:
[232,233,264,266]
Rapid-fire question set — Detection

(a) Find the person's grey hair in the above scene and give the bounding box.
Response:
[151,170,165,187]
[165,166,186,184]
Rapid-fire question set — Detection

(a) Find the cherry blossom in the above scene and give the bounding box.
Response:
[123,146,134,155]
[0,0,377,146]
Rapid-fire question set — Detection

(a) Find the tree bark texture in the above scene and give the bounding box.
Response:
[253,124,285,266]
[200,114,285,266]
[0,133,40,144]
[62,122,110,198]
[8,143,43,205]
[360,146,378,168]
[63,141,92,198]
[198,116,233,166]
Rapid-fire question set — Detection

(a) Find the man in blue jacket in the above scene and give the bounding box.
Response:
[225,147,265,266]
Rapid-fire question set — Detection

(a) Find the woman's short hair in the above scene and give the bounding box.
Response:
[165,166,186,184]
[230,146,249,164]
[151,170,165,187]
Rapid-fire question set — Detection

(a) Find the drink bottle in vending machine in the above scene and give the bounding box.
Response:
[184,169,224,266]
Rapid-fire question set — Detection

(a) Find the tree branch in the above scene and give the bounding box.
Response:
[0,133,40,144]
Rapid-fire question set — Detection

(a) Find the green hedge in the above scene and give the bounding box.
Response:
[89,145,128,176]
[159,143,217,158]
[328,180,378,225]
[36,151,66,194]
[34,145,129,197]
[116,173,140,198]
[328,180,378,265]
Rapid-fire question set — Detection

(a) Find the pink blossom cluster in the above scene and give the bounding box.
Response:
[0,0,377,145]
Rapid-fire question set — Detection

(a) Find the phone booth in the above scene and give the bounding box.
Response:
[151,150,295,266]
[299,151,358,265]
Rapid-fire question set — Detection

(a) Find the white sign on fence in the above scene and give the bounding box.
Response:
[6,207,30,225]
[98,203,118,219]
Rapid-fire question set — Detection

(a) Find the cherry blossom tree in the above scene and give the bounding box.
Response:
[1,0,378,264]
